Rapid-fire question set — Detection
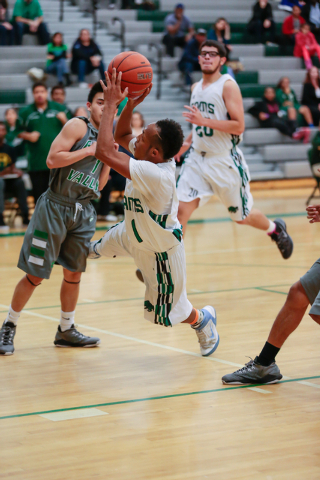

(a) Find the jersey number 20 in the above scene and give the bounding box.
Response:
[195,126,214,137]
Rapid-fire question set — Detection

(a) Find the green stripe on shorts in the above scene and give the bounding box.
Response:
[34,229,48,240]
[30,246,45,258]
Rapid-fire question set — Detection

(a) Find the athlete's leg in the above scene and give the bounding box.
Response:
[60,269,82,313]
[177,198,200,234]
[10,274,42,313]
[235,208,270,230]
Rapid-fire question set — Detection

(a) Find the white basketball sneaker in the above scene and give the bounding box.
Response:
[194,306,220,356]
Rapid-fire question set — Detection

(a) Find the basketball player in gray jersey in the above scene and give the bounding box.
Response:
[0,82,111,355]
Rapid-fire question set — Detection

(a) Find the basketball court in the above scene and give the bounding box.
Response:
[1,187,320,479]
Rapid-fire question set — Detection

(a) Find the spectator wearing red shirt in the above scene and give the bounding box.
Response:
[282,5,305,45]
[294,22,320,69]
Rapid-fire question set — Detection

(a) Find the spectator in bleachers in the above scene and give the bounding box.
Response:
[46,32,72,86]
[71,29,105,88]
[0,122,29,233]
[178,28,207,87]
[276,76,314,127]
[0,0,14,45]
[302,66,320,125]
[279,0,306,12]
[294,22,320,68]
[50,85,73,120]
[282,5,305,46]
[5,108,25,158]
[248,86,310,141]
[74,106,88,118]
[247,0,276,44]
[208,18,232,58]
[131,111,145,136]
[301,0,320,41]
[12,0,50,46]
[17,82,68,203]
[162,3,194,58]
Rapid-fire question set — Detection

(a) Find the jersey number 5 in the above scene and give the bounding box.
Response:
[195,126,214,138]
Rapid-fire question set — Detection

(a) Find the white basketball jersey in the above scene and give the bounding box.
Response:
[190,74,242,154]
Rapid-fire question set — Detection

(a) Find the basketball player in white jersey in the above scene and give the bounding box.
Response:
[176,40,293,259]
[89,69,220,357]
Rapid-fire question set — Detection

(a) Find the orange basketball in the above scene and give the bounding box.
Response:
[108,51,153,99]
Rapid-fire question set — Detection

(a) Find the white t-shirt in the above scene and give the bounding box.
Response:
[123,138,182,253]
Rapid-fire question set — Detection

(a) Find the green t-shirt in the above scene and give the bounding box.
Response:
[19,101,68,172]
[275,88,300,110]
[46,43,68,67]
[12,0,43,20]
[5,122,25,158]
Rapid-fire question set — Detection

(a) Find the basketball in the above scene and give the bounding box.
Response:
[107,51,153,99]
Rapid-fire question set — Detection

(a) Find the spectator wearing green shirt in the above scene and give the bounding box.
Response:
[46,32,72,86]
[276,76,314,127]
[5,108,25,158]
[12,0,50,45]
[50,85,73,120]
[18,82,68,203]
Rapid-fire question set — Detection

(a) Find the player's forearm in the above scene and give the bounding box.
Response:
[179,132,192,155]
[96,101,117,163]
[98,164,110,191]
[114,102,134,142]
[46,147,93,169]
[203,118,244,136]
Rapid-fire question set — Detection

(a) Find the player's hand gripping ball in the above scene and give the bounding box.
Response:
[107,51,153,99]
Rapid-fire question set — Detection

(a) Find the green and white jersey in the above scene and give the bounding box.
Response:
[49,117,103,201]
[191,74,242,154]
[125,138,183,253]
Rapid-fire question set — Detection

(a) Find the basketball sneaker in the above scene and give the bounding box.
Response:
[54,324,100,347]
[194,306,220,356]
[221,357,283,385]
[0,321,16,355]
[270,218,293,259]
[88,240,101,259]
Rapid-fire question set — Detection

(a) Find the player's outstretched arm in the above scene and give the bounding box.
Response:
[306,205,320,223]
[96,69,132,179]
[115,85,152,151]
[46,118,95,169]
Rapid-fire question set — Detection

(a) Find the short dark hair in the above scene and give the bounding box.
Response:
[32,81,47,92]
[51,85,65,96]
[155,119,184,160]
[199,39,227,57]
[87,80,106,103]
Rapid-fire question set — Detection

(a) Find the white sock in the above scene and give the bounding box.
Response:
[60,311,75,332]
[266,220,276,235]
[5,306,20,326]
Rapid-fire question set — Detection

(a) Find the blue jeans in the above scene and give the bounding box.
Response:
[46,58,69,83]
[13,21,50,45]
[0,177,29,217]
[178,59,201,86]
[72,59,106,82]
[0,24,14,45]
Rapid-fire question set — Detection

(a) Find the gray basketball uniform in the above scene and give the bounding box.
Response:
[18,117,103,279]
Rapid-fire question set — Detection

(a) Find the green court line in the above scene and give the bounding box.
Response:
[0,283,292,314]
[0,211,307,238]
[1,374,319,421]
[256,287,288,296]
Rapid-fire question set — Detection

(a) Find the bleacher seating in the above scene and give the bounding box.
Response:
[0,0,316,181]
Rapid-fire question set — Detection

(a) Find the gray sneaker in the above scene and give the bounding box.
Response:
[195,306,219,357]
[0,321,16,355]
[54,324,100,347]
[221,357,283,385]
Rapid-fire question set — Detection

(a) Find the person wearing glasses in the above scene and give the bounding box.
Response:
[175,40,294,260]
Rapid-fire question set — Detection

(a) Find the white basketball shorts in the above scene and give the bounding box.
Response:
[95,221,193,327]
[176,147,254,221]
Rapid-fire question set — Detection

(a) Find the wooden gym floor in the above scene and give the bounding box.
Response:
[1,187,320,480]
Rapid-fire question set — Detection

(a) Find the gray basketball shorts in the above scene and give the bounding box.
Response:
[300,258,320,316]
[18,190,97,279]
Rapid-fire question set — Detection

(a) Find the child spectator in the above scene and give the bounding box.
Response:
[71,29,105,88]
[302,66,320,125]
[178,28,207,86]
[282,5,305,45]
[46,32,71,86]
[12,0,50,45]
[294,22,320,69]
[0,122,29,232]
[0,0,14,45]
[162,3,194,57]
[50,85,73,119]
[247,0,276,44]
[248,87,310,141]
[276,76,314,127]
[208,18,232,58]
[131,111,145,136]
